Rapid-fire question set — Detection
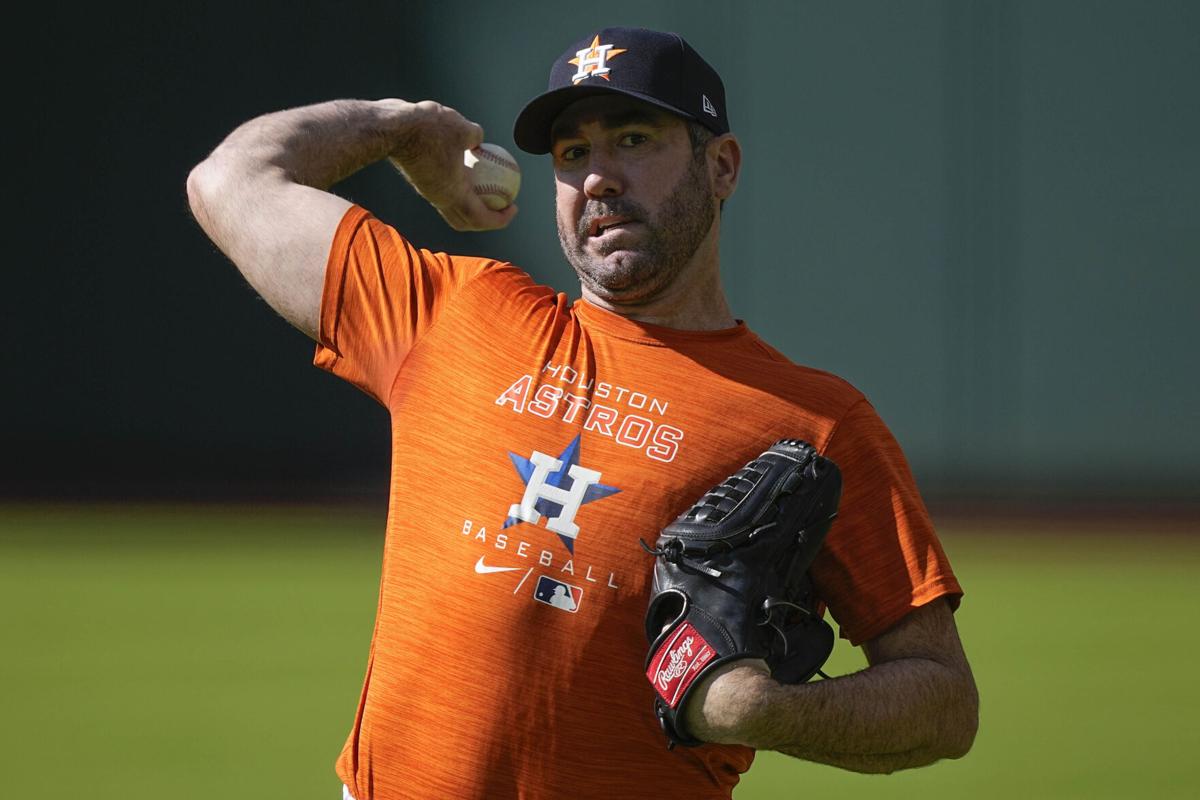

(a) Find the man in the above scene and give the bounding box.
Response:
[188,26,977,800]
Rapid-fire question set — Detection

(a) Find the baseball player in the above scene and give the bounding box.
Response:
[188,26,977,800]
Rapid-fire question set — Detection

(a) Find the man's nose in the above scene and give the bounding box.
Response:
[583,154,624,198]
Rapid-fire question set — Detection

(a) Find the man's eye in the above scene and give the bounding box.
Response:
[620,133,648,147]
[559,145,587,161]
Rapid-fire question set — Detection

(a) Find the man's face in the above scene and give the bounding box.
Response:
[550,96,716,305]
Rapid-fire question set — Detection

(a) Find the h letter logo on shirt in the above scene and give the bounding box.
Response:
[508,450,600,540]
[503,435,620,553]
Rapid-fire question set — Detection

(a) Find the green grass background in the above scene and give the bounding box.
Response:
[2,505,1197,799]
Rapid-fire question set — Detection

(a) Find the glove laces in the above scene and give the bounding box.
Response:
[759,597,832,680]
[639,538,724,579]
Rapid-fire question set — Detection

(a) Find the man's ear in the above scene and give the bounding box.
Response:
[708,134,742,201]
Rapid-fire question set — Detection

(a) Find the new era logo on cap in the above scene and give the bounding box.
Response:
[513,26,730,154]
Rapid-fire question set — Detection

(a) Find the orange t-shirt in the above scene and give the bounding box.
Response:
[315,206,962,800]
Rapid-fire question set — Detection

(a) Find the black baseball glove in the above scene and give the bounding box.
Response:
[642,439,841,748]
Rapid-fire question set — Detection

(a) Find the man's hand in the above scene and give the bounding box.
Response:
[387,100,518,232]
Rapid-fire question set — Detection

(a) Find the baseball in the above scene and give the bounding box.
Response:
[464,143,521,210]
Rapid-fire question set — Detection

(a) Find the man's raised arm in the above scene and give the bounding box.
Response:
[186,99,517,339]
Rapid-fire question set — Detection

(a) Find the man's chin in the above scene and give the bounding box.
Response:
[588,241,645,262]
[578,252,645,285]
[580,269,667,306]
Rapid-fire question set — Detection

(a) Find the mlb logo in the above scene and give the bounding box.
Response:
[533,576,583,613]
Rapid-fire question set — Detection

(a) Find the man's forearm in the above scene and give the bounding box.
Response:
[683,597,979,774]
[200,99,409,189]
[688,651,978,774]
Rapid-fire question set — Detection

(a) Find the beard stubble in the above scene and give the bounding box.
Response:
[558,155,716,305]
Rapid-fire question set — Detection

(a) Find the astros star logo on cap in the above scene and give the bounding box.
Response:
[568,35,628,84]
[513,26,731,154]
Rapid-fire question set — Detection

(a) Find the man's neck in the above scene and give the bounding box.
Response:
[581,274,735,331]
[579,234,737,331]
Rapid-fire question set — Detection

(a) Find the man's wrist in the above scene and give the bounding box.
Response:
[370,98,417,130]
[683,659,777,746]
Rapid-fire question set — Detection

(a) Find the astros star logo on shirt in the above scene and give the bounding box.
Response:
[504,434,620,553]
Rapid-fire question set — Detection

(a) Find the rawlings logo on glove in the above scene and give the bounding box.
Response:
[648,623,717,705]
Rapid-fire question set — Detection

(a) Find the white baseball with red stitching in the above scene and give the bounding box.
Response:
[464,143,521,210]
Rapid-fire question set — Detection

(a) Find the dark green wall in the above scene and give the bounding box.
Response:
[7,1,1196,503]
[427,0,1200,501]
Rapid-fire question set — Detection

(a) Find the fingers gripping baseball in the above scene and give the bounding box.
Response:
[387,101,517,232]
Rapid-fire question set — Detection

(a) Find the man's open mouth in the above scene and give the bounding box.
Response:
[588,216,636,237]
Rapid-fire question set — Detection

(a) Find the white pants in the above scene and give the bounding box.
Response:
[342,787,357,800]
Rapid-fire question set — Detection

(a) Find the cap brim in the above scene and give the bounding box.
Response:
[513,84,697,155]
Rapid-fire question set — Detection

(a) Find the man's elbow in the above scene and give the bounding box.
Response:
[939,678,979,761]
[889,692,976,773]
[186,157,250,244]
[186,159,223,224]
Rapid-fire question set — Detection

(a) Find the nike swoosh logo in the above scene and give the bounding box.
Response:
[475,556,521,574]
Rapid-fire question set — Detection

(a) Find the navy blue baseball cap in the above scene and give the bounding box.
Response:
[513,27,729,154]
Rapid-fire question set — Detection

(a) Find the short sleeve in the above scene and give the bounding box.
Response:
[313,206,499,404]
[812,399,963,645]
